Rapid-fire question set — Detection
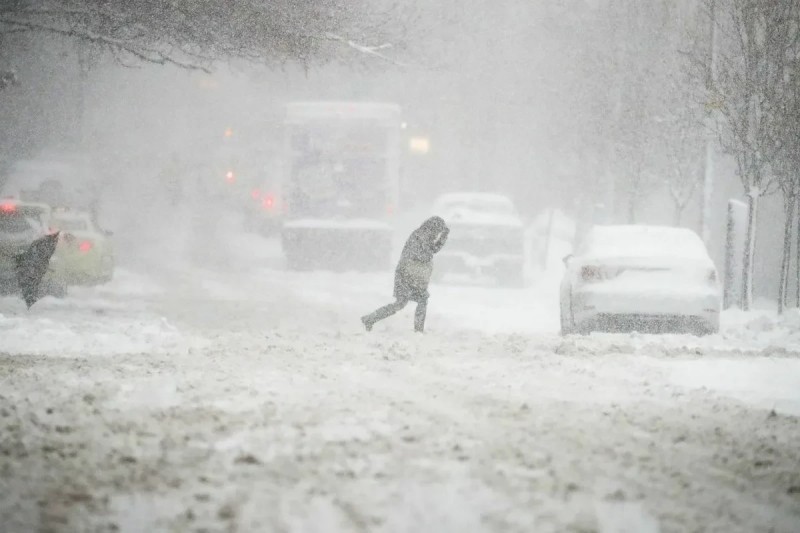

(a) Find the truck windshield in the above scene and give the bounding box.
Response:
[287,121,389,218]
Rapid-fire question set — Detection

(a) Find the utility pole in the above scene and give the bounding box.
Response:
[701,0,718,246]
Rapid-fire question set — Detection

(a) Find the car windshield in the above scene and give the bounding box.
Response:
[0,212,37,234]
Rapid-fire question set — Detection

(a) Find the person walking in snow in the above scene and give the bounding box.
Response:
[362,216,449,333]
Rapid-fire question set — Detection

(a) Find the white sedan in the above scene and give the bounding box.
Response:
[560,225,720,336]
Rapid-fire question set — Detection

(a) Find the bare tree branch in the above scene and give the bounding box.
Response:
[0,0,412,72]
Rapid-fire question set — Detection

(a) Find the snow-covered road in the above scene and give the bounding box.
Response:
[1,231,799,532]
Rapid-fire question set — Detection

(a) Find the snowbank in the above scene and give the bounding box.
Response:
[0,311,199,356]
[662,357,800,416]
[721,307,800,352]
[0,269,203,357]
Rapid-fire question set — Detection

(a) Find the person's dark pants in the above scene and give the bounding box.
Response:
[363,296,428,332]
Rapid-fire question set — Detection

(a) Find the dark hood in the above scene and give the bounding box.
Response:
[419,216,446,235]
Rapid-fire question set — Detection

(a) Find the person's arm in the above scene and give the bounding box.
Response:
[402,231,427,262]
[431,227,449,254]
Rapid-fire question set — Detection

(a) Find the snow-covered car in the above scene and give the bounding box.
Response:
[433,192,525,286]
[0,198,66,297]
[49,208,114,285]
[560,225,720,336]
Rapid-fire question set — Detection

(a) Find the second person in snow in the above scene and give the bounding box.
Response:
[362,216,449,332]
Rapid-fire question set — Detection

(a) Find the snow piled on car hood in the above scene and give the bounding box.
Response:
[581,225,712,264]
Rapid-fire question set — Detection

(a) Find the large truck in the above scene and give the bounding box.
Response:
[280,102,402,270]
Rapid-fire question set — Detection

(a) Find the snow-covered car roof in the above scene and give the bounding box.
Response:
[579,225,712,263]
[433,192,523,227]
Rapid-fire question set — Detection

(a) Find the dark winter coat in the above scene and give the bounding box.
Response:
[394,216,449,302]
[15,232,60,308]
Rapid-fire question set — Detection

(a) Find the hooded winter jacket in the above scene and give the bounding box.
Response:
[394,216,449,301]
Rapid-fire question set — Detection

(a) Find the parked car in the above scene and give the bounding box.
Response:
[0,198,66,297]
[433,192,525,286]
[560,225,720,335]
[49,208,114,285]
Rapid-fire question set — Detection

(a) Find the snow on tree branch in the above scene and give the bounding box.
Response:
[0,0,410,71]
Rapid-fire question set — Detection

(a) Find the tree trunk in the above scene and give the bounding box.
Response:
[778,188,795,314]
[627,176,638,224]
[674,201,685,226]
[796,191,800,307]
[741,191,759,311]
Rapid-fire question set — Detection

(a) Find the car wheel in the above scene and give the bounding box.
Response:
[691,321,719,336]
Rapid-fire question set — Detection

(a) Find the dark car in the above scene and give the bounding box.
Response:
[0,199,66,297]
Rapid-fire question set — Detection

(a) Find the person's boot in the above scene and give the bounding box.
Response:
[414,300,427,333]
[414,312,425,333]
[361,315,374,332]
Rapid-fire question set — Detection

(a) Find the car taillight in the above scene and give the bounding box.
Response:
[225,170,235,183]
[78,240,93,252]
[262,194,275,210]
[581,266,603,282]
[0,202,15,212]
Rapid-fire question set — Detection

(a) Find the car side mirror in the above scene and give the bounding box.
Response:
[562,254,573,266]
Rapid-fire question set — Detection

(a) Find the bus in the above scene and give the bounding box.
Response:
[281,102,402,270]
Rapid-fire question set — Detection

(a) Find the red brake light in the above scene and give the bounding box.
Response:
[0,202,16,212]
[581,266,603,282]
[262,194,275,209]
[581,266,621,282]
[78,240,93,252]
[225,170,235,183]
